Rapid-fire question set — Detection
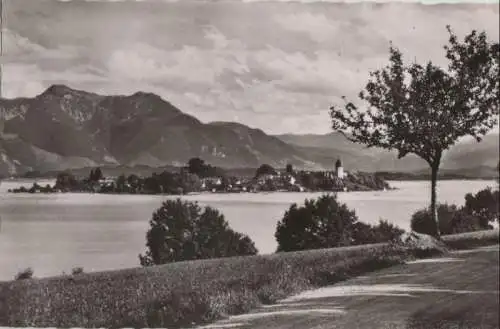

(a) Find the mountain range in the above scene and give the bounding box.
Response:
[0,85,498,177]
[277,132,500,175]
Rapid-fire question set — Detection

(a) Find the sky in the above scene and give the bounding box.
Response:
[2,0,499,134]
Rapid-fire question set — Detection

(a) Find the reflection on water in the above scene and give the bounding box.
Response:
[0,179,496,280]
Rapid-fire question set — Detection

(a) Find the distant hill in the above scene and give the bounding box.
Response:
[1,85,497,178]
[276,132,426,172]
[276,132,499,175]
[440,135,499,170]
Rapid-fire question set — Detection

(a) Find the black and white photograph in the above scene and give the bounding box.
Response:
[0,0,499,328]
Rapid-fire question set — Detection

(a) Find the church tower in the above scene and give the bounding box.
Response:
[335,158,344,178]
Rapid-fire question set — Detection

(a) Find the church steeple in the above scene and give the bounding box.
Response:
[335,158,344,178]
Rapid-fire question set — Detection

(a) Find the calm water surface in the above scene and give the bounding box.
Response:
[0,179,496,281]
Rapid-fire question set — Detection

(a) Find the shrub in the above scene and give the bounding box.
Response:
[275,194,404,252]
[448,210,487,233]
[411,203,485,236]
[464,187,499,227]
[372,220,405,241]
[15,268,34,280]
[411,204,455,236]
[353,220,405,244]
[139,199,258,266]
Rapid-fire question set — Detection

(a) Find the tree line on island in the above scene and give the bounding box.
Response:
[8,158,390,195]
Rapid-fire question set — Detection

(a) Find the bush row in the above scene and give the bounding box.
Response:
[411,187,499,236]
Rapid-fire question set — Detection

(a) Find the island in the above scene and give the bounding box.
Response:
[7,158,392,195]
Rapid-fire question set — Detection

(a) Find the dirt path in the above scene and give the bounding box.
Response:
[198,245,499,329]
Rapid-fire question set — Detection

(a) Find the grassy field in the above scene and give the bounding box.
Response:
[440,229,500,249]
[212,244,499,329]
[0,230,498,328]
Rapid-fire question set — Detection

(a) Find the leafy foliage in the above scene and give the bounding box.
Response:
[127,174,141,191]
[330,27,498,160]
[464,187,499,226]
[330,26,499,236]
[103,170,200,195]
[88,167,103,182]
[275,195,355,252]
[71,267,85,275]
[54,172,79,191]
[354,220,406,244]
[187,158,222,178]
[139,199,258,266]
[275,194,404,252]
[411,203,487,236]
[255,164,277,178]
[411,188,499,236]
[15,268,34,280]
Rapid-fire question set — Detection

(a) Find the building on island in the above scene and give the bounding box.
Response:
[335,159,345,179]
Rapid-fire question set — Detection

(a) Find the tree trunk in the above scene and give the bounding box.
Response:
[430,164,440,238]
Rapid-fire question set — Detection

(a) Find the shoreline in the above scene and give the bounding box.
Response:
[2,176,497,184]
[4,180,396,195]
[4,187,396,196]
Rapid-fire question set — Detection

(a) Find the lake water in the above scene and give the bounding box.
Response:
[0,179,497,281]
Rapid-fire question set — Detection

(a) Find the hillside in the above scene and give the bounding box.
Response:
[277,132,500,174]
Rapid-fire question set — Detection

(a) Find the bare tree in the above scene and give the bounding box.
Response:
[330,26,499,237]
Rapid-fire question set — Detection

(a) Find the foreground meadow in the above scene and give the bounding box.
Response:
[0,230,497,328]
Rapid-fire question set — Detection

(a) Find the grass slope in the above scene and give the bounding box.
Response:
[441,229,500,249]
[224,243,498,329]
[0,230,498,328]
